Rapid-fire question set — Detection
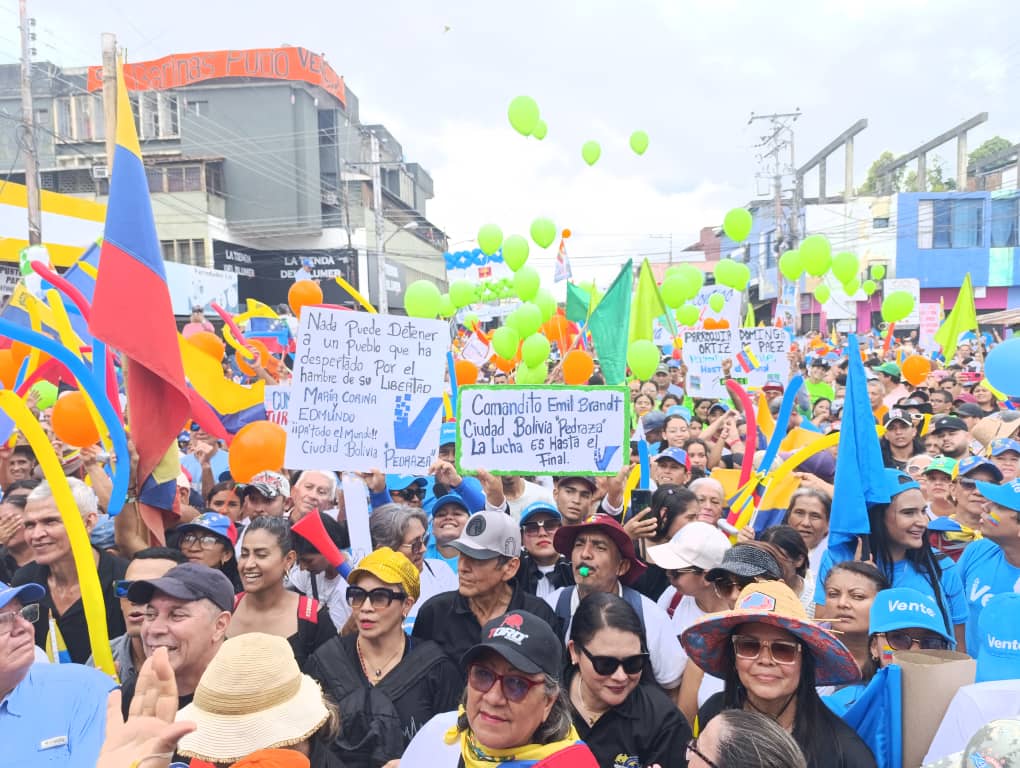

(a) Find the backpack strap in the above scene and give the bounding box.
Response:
[620,586,646,628]
[233,592,245,611]
[554,586,574,635]
[667,590,684,619]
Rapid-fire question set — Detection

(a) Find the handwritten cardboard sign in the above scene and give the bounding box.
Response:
[734,327,790,389]
[681,329,737,398]
[455,385,630,476]
[284,307,449,472]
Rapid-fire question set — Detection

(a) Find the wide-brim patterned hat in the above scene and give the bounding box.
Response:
[681,581,861,687]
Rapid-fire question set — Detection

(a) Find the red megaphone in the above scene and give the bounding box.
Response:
[292,513,350,577]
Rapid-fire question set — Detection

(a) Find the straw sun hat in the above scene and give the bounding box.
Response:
[175,633,330,763]
[680,581,861,687]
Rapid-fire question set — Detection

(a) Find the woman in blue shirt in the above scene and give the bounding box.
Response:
[815,469,967,649]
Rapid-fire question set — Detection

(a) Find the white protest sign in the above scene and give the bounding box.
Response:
[680,329,738,398]
[456,385,629,476]
[340,472,372,564]
[264,385,290,426]
[918,303,940,353]
[691,285,741,330]
[460,334,492,367]
[735,327,790,389]
[285,307,449,472]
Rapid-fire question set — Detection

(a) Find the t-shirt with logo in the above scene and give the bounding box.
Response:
[957,538,1020,655]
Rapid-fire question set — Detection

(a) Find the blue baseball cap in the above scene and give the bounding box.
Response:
[654,447,690,468]
[958,455,1004,483]
[869,587,954,646]
[976,592,1020,682]
[989,437,1020,457]
[708,402,730,414]
[880,468,920,498]
[666,405,693,423]
[178,512,237,546]
[385,475,428,492]
[431,493,470,515]
[520,500,561,526]
[0,580,44,609]
[667,359,682,368]
[439,421,458,446]
[976,478,1020,513]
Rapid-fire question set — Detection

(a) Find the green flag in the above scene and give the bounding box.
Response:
[934,273,977,361]
[589,260,634,384]
[629,258,672,344]
[566,282,590,324]
[744,302,755,328]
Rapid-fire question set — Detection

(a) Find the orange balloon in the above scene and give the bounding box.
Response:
[0,349,17,390]
[51,391,100,448]
[288,280,324,317]
[491,354,516,373]
[454,359,479,386]
[187,331,226,361]
[562,228,572,239]
[901,355,932,386]
[10,340,30,366]
[562,350,594,385]
[228,421,287,482]
[237,339,281,377]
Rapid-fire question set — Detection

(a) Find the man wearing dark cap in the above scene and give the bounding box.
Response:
[882,409,921,471]
[545,514,684,695]
[932,416,973,460]
[553,475,597,525]
[121,562,234,716]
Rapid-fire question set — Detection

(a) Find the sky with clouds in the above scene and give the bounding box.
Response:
[1,0,1018,284]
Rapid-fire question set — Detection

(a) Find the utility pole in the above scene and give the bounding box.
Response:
[19,0,41,245]
[370,131,388,313]
[101,33,117,169]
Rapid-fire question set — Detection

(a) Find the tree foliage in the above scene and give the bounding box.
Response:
[969,136,1014,168]
[859,150,902,195]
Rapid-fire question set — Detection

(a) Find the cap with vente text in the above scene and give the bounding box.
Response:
[989,437,1020,457]
[975,478,1020,513]
[957,455,1003,482]
[448,510,521,560]
[976,592,1020,683]
[868,587,954,645]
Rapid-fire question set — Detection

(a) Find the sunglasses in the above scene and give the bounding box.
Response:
[521,519,562,536]
[579,645,647,676]
[731,634,802,665]
[687,737,720,768]
[345,586,407,609]
[711,576,756,597]
[468,664,543,703]
[957,479,979,492]
[113,579,134,599]
[395,487,426,500]
[0,603,40,635]
[399,534,428,554]
[879,630,950,652]
[667,567,703,579]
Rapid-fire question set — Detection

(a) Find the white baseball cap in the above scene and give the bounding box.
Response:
[647,521,731,571]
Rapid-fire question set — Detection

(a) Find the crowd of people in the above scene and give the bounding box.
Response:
[0,329,1019,767]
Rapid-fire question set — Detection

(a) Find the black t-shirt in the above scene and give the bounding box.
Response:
[569,671,692,768]
[13,548,128,664]
[412,583,562,678]
[699,691,877,768]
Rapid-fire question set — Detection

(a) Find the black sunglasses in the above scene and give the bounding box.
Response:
[880,630,950,652]
[579,645,647,676]
[667,567,703,579]
[521,519,562,535]
[395,487,426,500]
[345,586,407,609]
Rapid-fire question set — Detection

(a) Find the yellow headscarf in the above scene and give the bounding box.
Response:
[444,707,584,767]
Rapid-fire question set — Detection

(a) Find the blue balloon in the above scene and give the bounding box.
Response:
[985,339,1020,398]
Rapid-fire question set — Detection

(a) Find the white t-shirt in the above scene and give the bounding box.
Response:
[546,585,684,689]
[401,710,460,767]
[534,564,557,600]
[924,680,1020,764]
[485,480,556,523]
[285,565,351,629]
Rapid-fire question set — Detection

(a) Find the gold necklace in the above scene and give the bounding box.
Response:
[572,675,604,726]
[356,637,404,682]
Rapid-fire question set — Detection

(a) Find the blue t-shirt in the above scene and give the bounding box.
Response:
[957,538,1020,655]
[0,662,115,766]
[181,449,231,491]
[815,542,968,627]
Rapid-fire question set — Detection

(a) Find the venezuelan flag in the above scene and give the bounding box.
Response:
[88,59,190,485]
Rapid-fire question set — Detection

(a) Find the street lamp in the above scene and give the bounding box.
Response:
[377,221,419,314]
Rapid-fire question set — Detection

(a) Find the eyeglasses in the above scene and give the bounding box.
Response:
[667,567,703,579]
[0,603,40,635]
[113,579,134,599]
[345,586,407,609]
[395,487,426,500]
[731,634,802,664]
[467,664,544,703]
[686,738,719,768]
[879,630,950,652]
[180,533,223,549]
[398,534,428,554]
[521,519,562,536]
[579,645,648,676]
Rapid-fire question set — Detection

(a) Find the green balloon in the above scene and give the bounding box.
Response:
[530,217,557,249]
[709,293,726,313]
[732,263,751,292]
[629,130,649,156]
[31,380,57,409]
[677,304,699,326]
[831,252,859,286]
[478,223,503,256]
[582,140,601,166]
[843,278,860,296]
[515,302,543,338]
[713,259,738,289]
[521,334,551,368]
[492,326,520,359]
[814,284,831,305]
[627,339,660,380]
[664,266,682,280]
[862,279,877,296]
[449,280,476,309]
[801,235,832,277]
[534,288,557,322]
[723,208,753,242]
[661,275,686,309]
[502,235,530,271]
[882,291,915,323]
[673,264,704,300]
[508,95,540,137]
[403,280,441,318]
[779,250,804,282]
[437,293,455,318]
[516,361,548,385]
[513,266,541,302]
[531,120,548,140]
[464,313,480,330]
